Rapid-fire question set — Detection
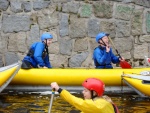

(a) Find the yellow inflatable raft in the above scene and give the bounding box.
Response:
[10,67,150,86]
[0,61,21,92]
[123,73,150,97]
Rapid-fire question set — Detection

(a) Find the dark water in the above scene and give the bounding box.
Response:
[0,91,150,113]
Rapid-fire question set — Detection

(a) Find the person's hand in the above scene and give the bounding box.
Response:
[119,57,125,61]
[106,46,110,52]
[43,66,48,68]
[51,82,60,91]
[106,44,110,52]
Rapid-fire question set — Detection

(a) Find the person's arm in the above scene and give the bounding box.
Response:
[44,55,52,68]
[110,48,120,64]
[51,82,106,113]
[34,43,46,67]
[93,48,110,65]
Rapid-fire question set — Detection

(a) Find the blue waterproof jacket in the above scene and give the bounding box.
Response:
[93,46,119,69]
[23,42,52,68]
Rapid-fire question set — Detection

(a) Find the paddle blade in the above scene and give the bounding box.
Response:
[120,61,131,69]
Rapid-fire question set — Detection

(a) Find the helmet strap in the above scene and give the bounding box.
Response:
[100,39,107,46]
[91,90,97,99]
[99,42,106,46]
[42,39,49,54]
[42,39,48,46]
[45,39,49,54]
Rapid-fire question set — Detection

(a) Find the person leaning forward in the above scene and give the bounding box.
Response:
[93,32,124,69]
[51,78,120,113]
[21,32,53,69]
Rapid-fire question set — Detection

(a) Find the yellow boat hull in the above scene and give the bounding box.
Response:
[10,67,150,86]
[0,62,21,92]
[123,77,150,96]
[0,67,17,86]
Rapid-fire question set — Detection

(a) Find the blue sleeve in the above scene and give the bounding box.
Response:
[110,49,120,64]
[44,55,52,68]
[33,43,46,67]
[93,48,110,65]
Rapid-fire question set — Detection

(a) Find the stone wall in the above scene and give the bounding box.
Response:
[0,0,150,68]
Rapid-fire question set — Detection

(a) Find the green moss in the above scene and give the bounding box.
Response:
[56,5,58,11]
[84,0,89,3]
[77,13,80,18]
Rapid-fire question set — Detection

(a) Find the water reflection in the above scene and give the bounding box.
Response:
[0,92,150,113]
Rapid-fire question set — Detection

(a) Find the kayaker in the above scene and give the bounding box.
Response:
[93,32,124,69]
[21,32,53,69]
[51,78,119,113]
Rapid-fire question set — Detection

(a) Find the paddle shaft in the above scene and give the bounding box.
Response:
[48,89,55,113]
[108,36,122,59]
[100,36,131,68]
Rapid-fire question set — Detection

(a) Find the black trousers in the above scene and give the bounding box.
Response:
[21,60,33,69]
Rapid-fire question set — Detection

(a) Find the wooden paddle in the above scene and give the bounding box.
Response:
[108,37,131,69]
[48,89,55,113]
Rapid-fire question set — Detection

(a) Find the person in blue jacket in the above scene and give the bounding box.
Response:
[21,32,53,69]
[93,32,124,69]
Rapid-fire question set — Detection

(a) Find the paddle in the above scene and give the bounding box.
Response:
[108,36,131,69]
[48,89,55,113]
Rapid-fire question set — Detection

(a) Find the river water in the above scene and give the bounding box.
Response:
[0,91,150,113]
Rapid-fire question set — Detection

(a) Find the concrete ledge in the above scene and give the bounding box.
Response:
[3,85,135,94]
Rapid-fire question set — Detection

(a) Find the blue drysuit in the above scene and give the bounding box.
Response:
[23,42,52,68]
[93,46,120,69]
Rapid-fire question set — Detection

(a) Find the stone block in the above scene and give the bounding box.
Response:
[4,52,19,66]
[131,7,144,36]
[79,3,92,18]
[2,15,31,33]
[16,32,27,53]
[134,43,148,59]
[113,38,133,53]
[22,1,32,12]
[100,21,116,38]
[33,0,50,11]
[88,18,100,38]
[59,13,69,37]
[69,16,87,38]
[134,0,150,8]
[8,34,18,52]
[59,39,72,55]
[50,54,68,68]
[49,42,59,54]
[146,11,150,33]
[0,55,3,67]
[0,0,9,11]
[116,21,130,38]
[62,1,79,14]
[115,4,134,20]
[93,2,113,19]
[74,38,88,52]
[69,52,89,67]
[10,1,23,13]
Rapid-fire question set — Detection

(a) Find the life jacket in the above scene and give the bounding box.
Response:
[93,46,112,68]
[27,43,48,59]
[102,95,120,113]
[112,103,120,113]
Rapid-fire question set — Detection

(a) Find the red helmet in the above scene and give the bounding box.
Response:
[82,78,105,96]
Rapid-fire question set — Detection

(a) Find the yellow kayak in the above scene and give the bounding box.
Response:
[0,61,21,93]
[123,74,150,97]
[10,67,150,86]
